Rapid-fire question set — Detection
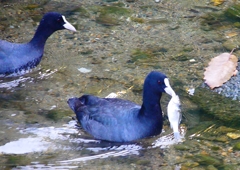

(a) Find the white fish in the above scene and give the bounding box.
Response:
[167,94,182,140]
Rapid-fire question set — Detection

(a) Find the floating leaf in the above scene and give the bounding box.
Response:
[227,132,240,139]
[204,51,238,89]
[211,0,224,6]
[225,32,238,38]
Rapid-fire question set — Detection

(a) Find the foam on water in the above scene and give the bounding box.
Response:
[0,120,78,154]
[0,77,32,89]
[0,137,51,154]
[0,68,57,90]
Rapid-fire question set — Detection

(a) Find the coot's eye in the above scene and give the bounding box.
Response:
[157,80,161,84]
[57,18,61,22]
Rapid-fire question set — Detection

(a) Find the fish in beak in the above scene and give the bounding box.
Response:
[164,78,183,140]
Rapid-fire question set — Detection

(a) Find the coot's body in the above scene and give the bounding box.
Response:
[68,71,175,142]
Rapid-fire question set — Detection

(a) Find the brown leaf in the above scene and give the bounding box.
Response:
[204,52,238,89]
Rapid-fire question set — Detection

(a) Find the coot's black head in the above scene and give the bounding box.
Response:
[40,12,76,32]
[67,97,83,112]
[144,71,175,96]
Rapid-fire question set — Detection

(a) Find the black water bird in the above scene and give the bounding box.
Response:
[0,12,76,75]
[68,71,176,142]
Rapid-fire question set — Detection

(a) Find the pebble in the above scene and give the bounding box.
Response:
[77,67,92,73]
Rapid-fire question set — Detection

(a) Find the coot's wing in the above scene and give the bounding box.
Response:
[79,95,141,126]
[75,96,141,141]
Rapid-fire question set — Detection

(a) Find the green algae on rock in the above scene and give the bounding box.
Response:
[174,144,191,150]
[233,21,240,28]
[22,0,49,10]
[224,4,240,21]
[128,48,165,67]
[71,6,90,18]
[233,142,240,150]
[45,110,72,122]
[95,5,132,26]
[100,6,131,16]
[182,162,199,168]
[103,0,118,2]
[24,4,40,10]
[130,49,155,62]
[147,18,169,25]
[6,155,31,168]
[200,3,240,30]
[222,39,239,51]
[221,165,240,170]
[193,154,222,167]
[206,165,218,170]
[189,87,240,127]
[130,17,145,23]
[96,14,120,26]
[111,2,125,7]
[171,52,193,61]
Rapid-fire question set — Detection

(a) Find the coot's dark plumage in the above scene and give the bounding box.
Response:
[68,71,175,142]
[0,12,76,75]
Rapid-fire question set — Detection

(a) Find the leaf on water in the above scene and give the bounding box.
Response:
[211,0,224,6]
[225,32,238,38]
[204,51,238,89]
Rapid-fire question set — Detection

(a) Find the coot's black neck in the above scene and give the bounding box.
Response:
[29,23,56,48]
[140,87,162,116]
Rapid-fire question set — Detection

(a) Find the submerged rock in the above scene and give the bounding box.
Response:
[6,155,31,168]
[174,144,191,150]
[189,86,240,127]
[224,4,240,21]
[222,164,240,170]
[193,154,222,167]
[95,5,132,26]
[222,39,238,51]
[233,142,240,150]
[103,0,118,2]
[206,165,218,170]
[96,14,120,26]
[45,110,73,122]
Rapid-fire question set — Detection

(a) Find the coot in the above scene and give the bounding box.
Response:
[68,71,176,142]
[0,12,76,75]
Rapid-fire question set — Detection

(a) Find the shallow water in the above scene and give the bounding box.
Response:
[0,0,240,169]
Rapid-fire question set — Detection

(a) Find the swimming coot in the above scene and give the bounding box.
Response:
[0,12,76,75]
[68,71,176,142]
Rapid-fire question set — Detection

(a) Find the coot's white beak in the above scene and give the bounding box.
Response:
[164,78,176,96]
[62,15,76,32]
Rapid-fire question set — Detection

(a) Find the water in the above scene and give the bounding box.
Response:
[0,0,240,169]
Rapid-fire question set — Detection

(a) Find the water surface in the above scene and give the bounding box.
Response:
[0,0,240,169]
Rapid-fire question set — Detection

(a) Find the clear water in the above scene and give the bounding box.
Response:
[0,0,240,169]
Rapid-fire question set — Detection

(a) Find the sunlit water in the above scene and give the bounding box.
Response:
[0,0,240,169]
